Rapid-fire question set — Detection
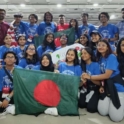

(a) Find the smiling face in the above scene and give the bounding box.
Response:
[81,49,91,62]
[99,14,108,23]
[41,56,50,67]
[79,35,88,46]
[120,40,124,53]
[4,35,12,45]
[66,50,75,63]
[18,36,26,46]
[91,33,100,43]
[60,35,68,45]
[29,15,37,23]
[26,44,36,56]
[46,34,54,43]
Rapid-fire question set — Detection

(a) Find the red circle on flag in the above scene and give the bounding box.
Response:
[34,80,61,107]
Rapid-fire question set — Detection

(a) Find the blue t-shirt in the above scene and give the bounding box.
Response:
[98,24,119,45]
[33,65,41,70]
[18,58,39,69]
[0,65,21,91]
[78,24,96,37]
[58,62,82,76]
[37,45,56,58]
[14,45,27,60]
[99,54,124,92]
[37,21,56,35]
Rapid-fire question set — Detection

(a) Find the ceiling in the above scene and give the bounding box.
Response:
[0,0,124,25]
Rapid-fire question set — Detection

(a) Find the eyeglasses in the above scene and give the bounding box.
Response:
[27,48,35,51]
[6,56,15,59]
[100,16,107,18]
[61,37,67,40]
[97,44,107,48]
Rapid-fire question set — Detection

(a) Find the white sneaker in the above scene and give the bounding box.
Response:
[44,107,58,116]
[0,104,15,116]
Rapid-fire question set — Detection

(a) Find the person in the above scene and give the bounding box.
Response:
[69,19,79,40]
[54,14,69,47]
[37,33,56,58]
[14,34,27,60]
[79,47,101,113]
[18,44,39,69]
[0,35,15,65]
[78,13,96,37]
[116,8,124,40]
[0,51,21,114]
[98,12,119,46]
[56,34,68,50]
[82,40,124,122]
[0,9,10,46]
[58,48,82,76]
[37,12,56,35]
[76,34,90,47]
[117,38,124,78]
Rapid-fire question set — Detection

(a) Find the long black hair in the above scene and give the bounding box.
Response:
[42,33,56,51]
[80,47,96,72]
[24,44,39,64]
[117,38,124,77]
[69,19,79,33]
[40,53,54,72]
[96,40,112,62]
[43,11,53,22]
[65,48,79,66]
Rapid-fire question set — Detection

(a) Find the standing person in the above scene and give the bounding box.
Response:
[18,44,39,69]
[0,51,20,114]
[0,9,10,46]
[116,8,124,40]
[37,12,56,36]
[69,19,79,41]
[79,47,101,113]
[54,15,69,47]
[58,48,82,76]
[98,12,119,46]
[14,34,27,60]
[37,33,56,58]
[82,40,124,122]
[78,13,96,37]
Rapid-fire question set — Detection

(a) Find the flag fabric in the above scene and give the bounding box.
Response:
[34,28,75,48]
[13,68,80,116]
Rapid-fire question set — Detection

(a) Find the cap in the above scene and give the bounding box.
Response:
[90,30,102,38]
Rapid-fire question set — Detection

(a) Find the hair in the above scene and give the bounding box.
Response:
[96,40,112,61]
[121,8,124,11]
[43,11,53,22]
[79,34,90,47]
[42,33,56,51]
[40,53,54,72]
[65,48,79,66]
[3,51,18,65]
[28,14,38,23]
[60,33,68,43]
[0,8,6,13]
[17,35,26,42]
[81,13,89,17]
[117,38,124,77]
[59,14,65,17]
[24,44,39,64]
[69,19,79,33]
[98,12,110,20]
[80,47,96,72]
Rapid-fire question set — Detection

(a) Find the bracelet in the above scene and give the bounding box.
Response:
[5,96,11,102]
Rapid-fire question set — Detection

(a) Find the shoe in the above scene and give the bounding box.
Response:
[44,107,58,116]
[0,104,15,116]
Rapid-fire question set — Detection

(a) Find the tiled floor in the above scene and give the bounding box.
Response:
[0,109,123,124]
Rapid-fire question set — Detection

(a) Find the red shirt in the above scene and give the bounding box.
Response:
[0,22,10,46]
[55,23,69,47]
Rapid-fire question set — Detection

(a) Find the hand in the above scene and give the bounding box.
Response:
[34,34,39,37]
[82,73,91,80]
[54,70,60,73]
[0,99,9,108]
[99,87,104,93]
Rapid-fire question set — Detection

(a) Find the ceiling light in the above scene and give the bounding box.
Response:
[93,3,99,6]
[110,15,116,19]
[20,4,26,7]
[57,4,62,8]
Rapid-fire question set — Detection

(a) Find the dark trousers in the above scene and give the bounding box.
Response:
[0,91,14,113]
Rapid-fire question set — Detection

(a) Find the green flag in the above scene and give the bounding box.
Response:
[34,28,75,48]
[13,68,80,116]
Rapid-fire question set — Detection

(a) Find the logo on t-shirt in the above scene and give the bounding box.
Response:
[101,30,110,39]
[81,27,90,35]
[18,52,24,59]
[3,75,13,89]
[100,63,106,73]
[27,28,36,36]
[25,64,35,70]
[44,27,53,34]
[62,70,74,75]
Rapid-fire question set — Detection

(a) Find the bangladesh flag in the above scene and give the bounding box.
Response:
[13,68,80,116]
[34,28,75,48]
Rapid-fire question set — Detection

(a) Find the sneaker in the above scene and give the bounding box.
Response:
[0,104,15,116]
[44,107,58,116]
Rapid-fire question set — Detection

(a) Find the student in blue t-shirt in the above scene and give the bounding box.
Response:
[56,34,68,50]
[14,34,27,60]
[18,44,39,69]
[58,48,82,76]
[98,12,119,46]
[37,12,56,35]
[79,47,101,113]
[0,35,15,65]
[78,13,96,37]
[37,33,56,58]
[82,40,124,122]
[0,51,21,113]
